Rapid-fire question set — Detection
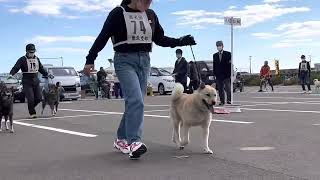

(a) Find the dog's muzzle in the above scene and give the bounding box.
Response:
[202,99,215,112]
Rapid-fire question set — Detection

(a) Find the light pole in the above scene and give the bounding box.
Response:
[60,57,64,66]
[249,56,252,74]
[224,16,241,105]
[309,55,312,68]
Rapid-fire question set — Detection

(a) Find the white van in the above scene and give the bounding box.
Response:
[39,65,81,100]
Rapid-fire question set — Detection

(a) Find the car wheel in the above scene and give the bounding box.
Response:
[158,84,166,95]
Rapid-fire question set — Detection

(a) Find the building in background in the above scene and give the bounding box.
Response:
[314,63,320,72]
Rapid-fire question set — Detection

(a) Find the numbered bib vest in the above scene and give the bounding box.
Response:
[300,62,308,71]
[113,6,153,47]
[24,56,39,73]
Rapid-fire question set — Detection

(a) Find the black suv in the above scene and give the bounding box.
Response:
[192,61,215,85]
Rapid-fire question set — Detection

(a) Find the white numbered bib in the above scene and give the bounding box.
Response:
[25,57,39,73]
[113,6,152,47]
[300,62,308,71]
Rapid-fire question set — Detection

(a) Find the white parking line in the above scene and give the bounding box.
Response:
[145,104,169,107]
[240,147,275,151]
[252,97,320,100]
[60,109,254,124]
[243,108,320,114]
[13,121,98,138]
[60,108,123,115]
[15,113,110,122]
[144,109,170,113]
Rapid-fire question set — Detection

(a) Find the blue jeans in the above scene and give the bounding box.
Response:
[114,52,150,144]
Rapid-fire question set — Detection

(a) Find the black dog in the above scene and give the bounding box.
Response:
[0,82,14,133]
[41,84,59,116]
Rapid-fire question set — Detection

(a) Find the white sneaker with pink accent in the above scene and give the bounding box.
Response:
[113,139,130,154]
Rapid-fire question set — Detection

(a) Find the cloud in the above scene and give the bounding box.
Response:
[172,3,310,29]
[29,35,96,44]
[253,21,320,48]
[6,0,122,17]
[252,33,280,39]
[263,0,288,3]
[41,47,88,54]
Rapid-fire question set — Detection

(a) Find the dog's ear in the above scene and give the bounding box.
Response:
[199,82,206,89]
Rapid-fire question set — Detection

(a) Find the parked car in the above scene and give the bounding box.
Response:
[79,71,97,94]
[39,65,81,100]
[193,61,216,85]
[149,67,175,95]
[0,75,25,103]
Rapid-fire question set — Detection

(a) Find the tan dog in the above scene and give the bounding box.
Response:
[170,82,217,154]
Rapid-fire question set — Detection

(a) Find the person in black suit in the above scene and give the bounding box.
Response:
[173,49,188,92]
[213,41,232,105]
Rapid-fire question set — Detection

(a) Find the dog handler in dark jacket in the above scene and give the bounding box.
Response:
[213,41,232,105]
[10,44,49,119]
[173,49,188,92]
[83,0,196,159]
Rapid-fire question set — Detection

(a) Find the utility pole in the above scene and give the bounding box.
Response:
[60,57,64,66]
[309,55,312,68]
[224,16,241,105]
[249,56,252,74]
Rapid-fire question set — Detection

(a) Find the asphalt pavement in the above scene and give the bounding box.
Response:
[1,86,320,180]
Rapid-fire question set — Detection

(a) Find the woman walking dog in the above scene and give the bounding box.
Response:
[84,0,196,159]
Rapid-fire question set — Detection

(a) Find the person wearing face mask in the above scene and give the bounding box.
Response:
[173,49,188,92]
[298,55,312,93]
[9,44,49,118]
[84,0,196,159]
[213,41,232,105]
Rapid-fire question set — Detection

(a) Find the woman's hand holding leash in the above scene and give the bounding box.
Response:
[84,64,95,76]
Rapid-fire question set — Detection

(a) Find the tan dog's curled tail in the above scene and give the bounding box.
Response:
[171,83,184,101]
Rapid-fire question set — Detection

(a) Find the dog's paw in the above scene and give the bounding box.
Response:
[180,141,189,147]
[10,129,14,133]
[203,148,213,154]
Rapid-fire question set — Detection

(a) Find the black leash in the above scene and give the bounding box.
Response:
[189,45,203,84]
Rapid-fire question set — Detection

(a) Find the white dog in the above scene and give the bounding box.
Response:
[170,83,217,154]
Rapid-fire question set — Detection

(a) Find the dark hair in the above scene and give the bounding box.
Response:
[301,55,306,59]
[176,49,183,54]
[121,0,131,5]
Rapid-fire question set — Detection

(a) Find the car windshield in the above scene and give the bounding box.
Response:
[206,62,213,70]
[158,69,172,76]
[48,68,77,76]
[0,76,18,84]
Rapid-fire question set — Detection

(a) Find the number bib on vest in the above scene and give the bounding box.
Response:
[300,62,308,71]
[25,57,39,73]
[113,6,152,47]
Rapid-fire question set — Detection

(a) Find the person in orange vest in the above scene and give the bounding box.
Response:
[258,61,274,92]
